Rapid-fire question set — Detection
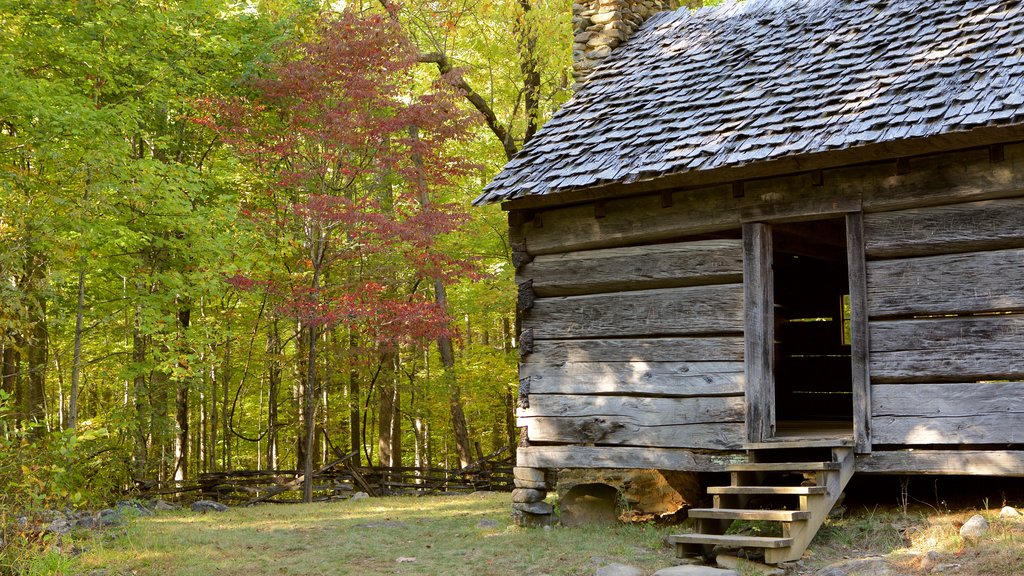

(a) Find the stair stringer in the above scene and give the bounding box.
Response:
[764,447,854,563]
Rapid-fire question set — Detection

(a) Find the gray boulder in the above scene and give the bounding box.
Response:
[595,563,643,576]
[999,506,1020,519]
[191,500,229,513]
[97,508,123,527]
[959,514,989,540]
[653,566,739,576]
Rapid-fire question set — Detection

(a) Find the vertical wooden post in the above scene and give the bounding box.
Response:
[743,222,775,443]
[845,212,872,453]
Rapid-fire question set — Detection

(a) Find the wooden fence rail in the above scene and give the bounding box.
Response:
[142,449,514,505]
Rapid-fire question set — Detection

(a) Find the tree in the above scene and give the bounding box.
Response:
[200,7,479,501]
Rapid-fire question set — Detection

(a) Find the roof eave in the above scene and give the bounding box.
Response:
[497,125,1024,211]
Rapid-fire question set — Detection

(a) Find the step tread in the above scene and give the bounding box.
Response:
[727,461,840,472]
[671,533,794,549]
[707,485,828,495]
[688,508,812,521]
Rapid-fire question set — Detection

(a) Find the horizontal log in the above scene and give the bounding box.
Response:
[870,315,1024,382]
[516,445,739,471]
[521,361,745,397]
[520,185,739,255]
[873,383,1024,418]
[524,337,745,364]
[522,419,745,450]
[867,247,1024,317]
[519,240,743,297]
[861,143,1024,213]
[524,284,744,339]
[864,197,1024,258]
[871,414,1024,445]
[518,395,745,424]
[855,450,1024,476]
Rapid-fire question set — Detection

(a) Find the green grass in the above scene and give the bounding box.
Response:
[13,496,1024,575]
[61,493,681,576]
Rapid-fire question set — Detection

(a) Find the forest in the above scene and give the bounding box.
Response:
[0,0,573,511]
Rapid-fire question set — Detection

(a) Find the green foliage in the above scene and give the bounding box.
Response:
[0,393,128,517]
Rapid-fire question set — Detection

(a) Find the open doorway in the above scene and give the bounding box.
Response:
[772,218,853,429]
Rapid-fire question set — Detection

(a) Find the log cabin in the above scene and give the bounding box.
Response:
[476,0,1024,563]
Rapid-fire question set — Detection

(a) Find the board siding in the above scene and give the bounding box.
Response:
[521,419,746,450]
[519,394,744,423]
[524,337,745,364]
[520,185,738,255]
[864,197,1024,258]
[869,315,1024,382]
[867,247,1024,318]
[521,361,745,397]
[871,414,1024,445]
[516,446,739,471]
[519,240,743,297]
[523,284,744,339]
[510,145,1024,471]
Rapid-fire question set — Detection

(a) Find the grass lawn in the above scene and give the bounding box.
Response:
[21,492,1024,576]
[68,493,678,576]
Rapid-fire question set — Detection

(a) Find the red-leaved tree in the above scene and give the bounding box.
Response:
[197,8,479,501]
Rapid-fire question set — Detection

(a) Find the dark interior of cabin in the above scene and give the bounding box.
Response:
[773,218,853,424]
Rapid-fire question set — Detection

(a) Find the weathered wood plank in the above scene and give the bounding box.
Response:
[520,185,739,255]
[855,450,1024,476]
[861,144,1024,213]
[521,361,745,397]
[846,212,872,453]
[524,337,745,364]
[739,173,861,222]
[518,395,745,424]
[524,284,744,339]
[515,445,739,471]
[870,315,1024,382]
[519,240,743,297]
[871,414,1024,445]
[867,248,1024,317]
[743,223,775,442]
[864,197,1024,259]
[873,383,1024,418]
[522,418,745,450]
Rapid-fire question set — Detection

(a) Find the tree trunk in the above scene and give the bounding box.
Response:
[25,249,48,432]
[266,319,280,470]
[409,126,474,468]
[174,308,191,482]
[221,317,232,471]
[348,330,360,467]
[132,323,149,482]
[376,346,400,467]
[68,265,85,431]
[303,322,317,502]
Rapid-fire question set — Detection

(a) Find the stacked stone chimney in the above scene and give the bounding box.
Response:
[572,0,688,84]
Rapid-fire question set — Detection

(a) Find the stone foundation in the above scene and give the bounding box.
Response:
[511,466,555,527]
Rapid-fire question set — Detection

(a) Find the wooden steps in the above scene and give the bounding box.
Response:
[670,534,793,548]
[671,445,854,564]
[688,508,811,521]
[707,485,827,495]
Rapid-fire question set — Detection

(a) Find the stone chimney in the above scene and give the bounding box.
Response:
[572,0,689,85]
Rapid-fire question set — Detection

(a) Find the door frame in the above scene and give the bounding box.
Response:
[742,213,872,453]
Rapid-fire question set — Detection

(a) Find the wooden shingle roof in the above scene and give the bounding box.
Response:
[477,0,1024,205]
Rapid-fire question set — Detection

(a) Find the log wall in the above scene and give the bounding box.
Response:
[864,196,1024,446]
[517,238,747,452]
[509,142,1024,472]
